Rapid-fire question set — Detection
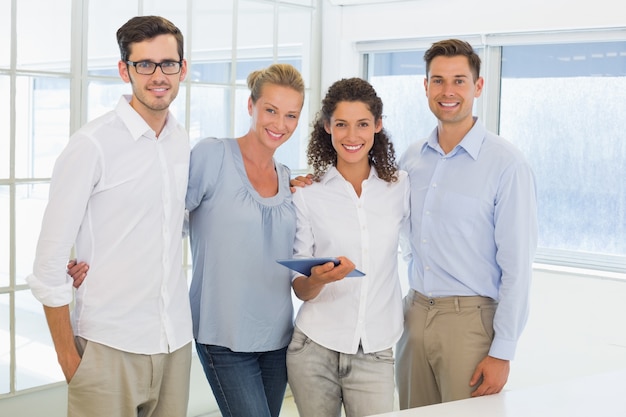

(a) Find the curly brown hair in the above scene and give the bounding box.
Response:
[308,77,398,183]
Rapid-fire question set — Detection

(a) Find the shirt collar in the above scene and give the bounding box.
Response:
[421,117,486,160]
[115,95,177,141]
[320,165,379,185]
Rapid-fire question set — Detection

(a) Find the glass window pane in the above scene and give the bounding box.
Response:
[88,0,138,76]
[87,80,129,120]
[0,0,10,68]
[367,50,436,157]
[283,0,313,5]
[15,76,70,179]
[15,289,63,390]
[0,293,8,394]
[238,1,274,81]
[500,42,626,256]
[371,50,425,77]
[278,4,311,79]
[0,186,8,288]
[0,76,9,178]
[16,183,49,286]
[190,3,233,84]
[236,59,274,83]
[189,85,230,144]
[16,0,71,71]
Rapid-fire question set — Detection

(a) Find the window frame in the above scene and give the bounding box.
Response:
[357,28,626,275]
[1,0,318,398]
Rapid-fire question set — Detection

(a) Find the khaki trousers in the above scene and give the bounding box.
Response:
[396,290,497,408]
[68,338,191,417]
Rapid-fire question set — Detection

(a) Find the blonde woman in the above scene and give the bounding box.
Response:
[186,63,305,417]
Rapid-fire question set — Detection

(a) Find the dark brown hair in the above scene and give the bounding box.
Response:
[308,77,398,183]
[424,39,481,81]
[117,16,184,62]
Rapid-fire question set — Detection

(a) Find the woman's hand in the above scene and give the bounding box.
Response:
[67,259,89,288]
[290,173,313,193]
[292,256,356,301]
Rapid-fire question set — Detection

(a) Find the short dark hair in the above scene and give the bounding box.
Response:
[116,16,184,62]
[424,39,481,81]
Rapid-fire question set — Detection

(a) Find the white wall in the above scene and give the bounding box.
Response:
[320,0,626,90]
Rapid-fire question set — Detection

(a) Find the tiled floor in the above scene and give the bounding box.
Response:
[278,267,626,417]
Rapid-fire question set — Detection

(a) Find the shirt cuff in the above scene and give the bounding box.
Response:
[488,336,517,361]
[25,273,74,307]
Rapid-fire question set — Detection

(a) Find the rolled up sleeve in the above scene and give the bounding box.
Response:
[26,134,101,307]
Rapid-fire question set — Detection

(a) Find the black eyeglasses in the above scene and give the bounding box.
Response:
[126,60,182,75]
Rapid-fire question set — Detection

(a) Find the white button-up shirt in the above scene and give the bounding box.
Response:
[27,96,192,354]
[292,167,410,354]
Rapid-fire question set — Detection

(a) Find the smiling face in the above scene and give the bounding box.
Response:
[248,84,303,152]
[325,100,382,172]
[425,55,483,129]
[119,34,187,119]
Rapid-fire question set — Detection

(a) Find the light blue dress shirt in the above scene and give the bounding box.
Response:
[400,118,538,360]
[186,138,296,352]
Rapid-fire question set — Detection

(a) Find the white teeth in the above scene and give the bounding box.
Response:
[267,130,282,138]
[440,102,457,107]
[344,144,363,151]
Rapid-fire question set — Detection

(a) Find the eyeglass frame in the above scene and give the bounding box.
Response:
[125,60,183,75]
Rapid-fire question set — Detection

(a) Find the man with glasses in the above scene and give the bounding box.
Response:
[27,15,192,417]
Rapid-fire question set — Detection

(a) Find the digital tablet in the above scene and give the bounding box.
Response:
[276,257,365,277]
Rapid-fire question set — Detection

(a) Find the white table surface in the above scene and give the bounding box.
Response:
[368,368,626,417]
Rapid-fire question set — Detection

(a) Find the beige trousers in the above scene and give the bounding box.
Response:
[68,338,191,417]
[395,289,497,408]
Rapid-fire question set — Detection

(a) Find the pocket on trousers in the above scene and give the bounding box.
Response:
[68,339,92,387]
[479,305,496,340]
[287,327,311,356]
[370,347,395,365]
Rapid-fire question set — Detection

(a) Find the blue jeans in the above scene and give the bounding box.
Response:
[195,342,288,417]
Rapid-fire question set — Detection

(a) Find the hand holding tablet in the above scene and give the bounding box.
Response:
[276,257,365,277]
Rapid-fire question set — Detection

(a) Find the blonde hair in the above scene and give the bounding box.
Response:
[247,63,305,104]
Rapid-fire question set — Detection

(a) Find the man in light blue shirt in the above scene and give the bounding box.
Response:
[396,39,538,408]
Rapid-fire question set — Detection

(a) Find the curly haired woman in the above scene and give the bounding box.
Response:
[287,77,410,417]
